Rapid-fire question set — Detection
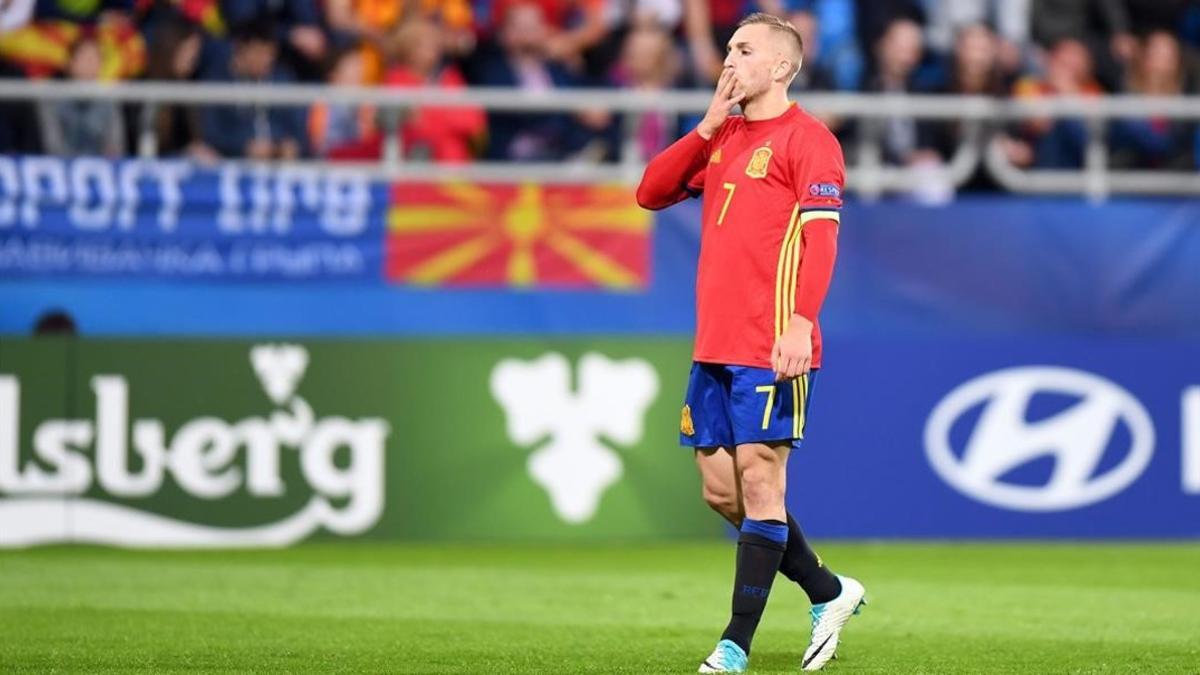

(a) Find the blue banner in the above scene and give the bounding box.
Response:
[792,337,1200,538]
[0,156,387,282]
[3,190,1199,338]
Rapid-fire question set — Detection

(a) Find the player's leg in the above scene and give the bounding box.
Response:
[714,440,791,658]
[683,363,745,528]
[779,513,841,604]
[772,372,842,605]
[695,442,835,608]
[726,367,866,671]
[721,368,838,601]
[686,364,753,673]
[695,446,743,527]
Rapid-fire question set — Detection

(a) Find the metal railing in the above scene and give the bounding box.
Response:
[2,80,1199,198]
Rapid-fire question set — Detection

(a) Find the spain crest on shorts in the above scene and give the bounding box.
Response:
[745,146,773,179]
[680,404,695,436]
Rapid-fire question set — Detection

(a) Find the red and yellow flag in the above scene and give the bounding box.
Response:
[0,17,146,79]
[386,183,651,289]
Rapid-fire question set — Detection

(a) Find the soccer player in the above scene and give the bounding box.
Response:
[636,13,866,673]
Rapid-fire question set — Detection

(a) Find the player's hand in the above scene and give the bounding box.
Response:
[697,68,745,140]
[772,314,813,381]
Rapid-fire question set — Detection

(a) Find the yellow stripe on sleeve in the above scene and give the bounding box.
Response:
[774,203,802,337]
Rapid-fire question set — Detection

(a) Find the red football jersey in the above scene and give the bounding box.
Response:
[685,104,844,369]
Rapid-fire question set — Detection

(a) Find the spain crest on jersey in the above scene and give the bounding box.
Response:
[745,146,773,179]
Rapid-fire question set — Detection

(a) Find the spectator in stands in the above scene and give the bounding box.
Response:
[854,0,925,62]
[488,0,608,74]
[1031,0,1135,88]
[864,16,931,165]
[925,25,1007,118]
[142,10,211,160]
[1004,38,1103,169]
[685,0,805,84]
[923,0,1028,82]
[788,7,836,91]
[611,23,682,160]
[475,3,598,161]
[915,23,1008,192]
[584,0,682,83]
[37,36,126,156]
[1110,30,1195,169]
[382,18,485,162]
[323,0,476,82]
[221,0,327,78]
[198,18,308,159]
[308,44,381,159]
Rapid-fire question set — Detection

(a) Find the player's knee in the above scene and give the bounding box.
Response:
[701,484,742,523]
[738,468,784,510]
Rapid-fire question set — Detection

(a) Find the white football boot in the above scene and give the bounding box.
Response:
[801,575,866,671]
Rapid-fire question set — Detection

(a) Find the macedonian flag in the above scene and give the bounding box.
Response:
[386,183,651,289]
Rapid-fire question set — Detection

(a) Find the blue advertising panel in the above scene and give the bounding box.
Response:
[0,156,387,282]
[794,337,1200,538]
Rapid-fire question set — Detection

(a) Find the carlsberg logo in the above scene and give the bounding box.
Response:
[0,344,389,548]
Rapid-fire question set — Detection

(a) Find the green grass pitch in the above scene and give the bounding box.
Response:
[1,542,1198,673]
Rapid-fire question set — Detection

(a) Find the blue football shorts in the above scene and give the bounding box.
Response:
[679,362,817,449]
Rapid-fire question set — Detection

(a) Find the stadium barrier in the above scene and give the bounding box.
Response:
[2,81,1200,197]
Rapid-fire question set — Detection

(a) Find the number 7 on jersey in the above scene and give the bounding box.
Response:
[718,182,736,225]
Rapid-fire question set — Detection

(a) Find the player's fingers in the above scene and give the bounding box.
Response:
[728,91,746,108]
[774,352,787,381]
[780,356,796,380]
[717,69,733,97]
[715,79,734,103]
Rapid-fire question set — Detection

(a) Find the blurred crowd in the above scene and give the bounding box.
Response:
[1,0,1199,180]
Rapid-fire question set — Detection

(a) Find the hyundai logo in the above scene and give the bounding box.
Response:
[925,367,1155,512]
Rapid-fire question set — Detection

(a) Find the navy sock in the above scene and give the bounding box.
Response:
[720,518,787,655]
[779,512,842,604]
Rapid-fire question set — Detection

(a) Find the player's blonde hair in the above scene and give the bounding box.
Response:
[737,12,804,81]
